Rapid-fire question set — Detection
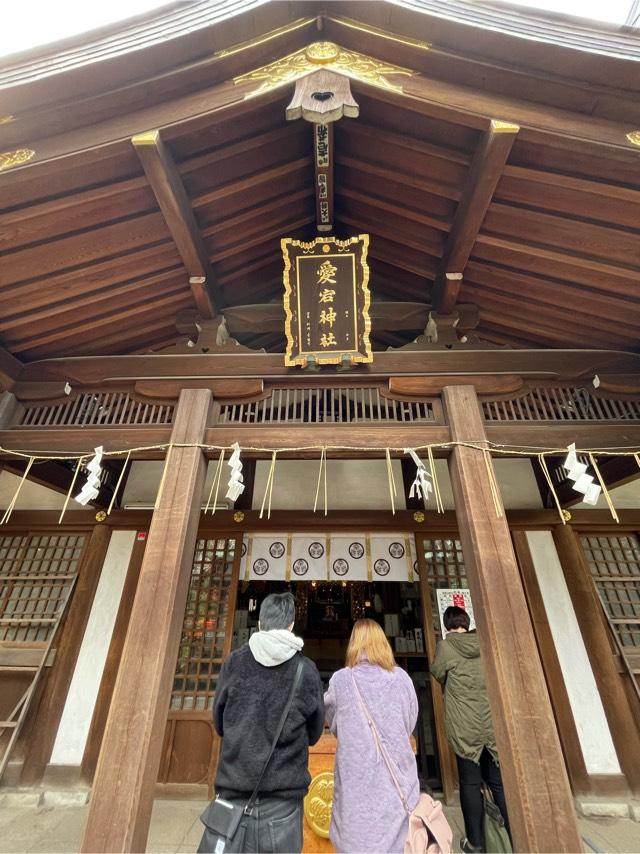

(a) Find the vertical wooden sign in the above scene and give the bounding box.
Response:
[282,235,372,367]
[314,123,333,232]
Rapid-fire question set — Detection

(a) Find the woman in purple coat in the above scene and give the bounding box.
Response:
[325,619,420,853]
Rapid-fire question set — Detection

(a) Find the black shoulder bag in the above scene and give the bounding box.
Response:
[198,657,304,854]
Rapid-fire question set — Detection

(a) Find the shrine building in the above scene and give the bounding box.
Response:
[0,1,639,851]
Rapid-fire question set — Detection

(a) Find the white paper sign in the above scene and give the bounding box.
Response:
[436,588,476,637]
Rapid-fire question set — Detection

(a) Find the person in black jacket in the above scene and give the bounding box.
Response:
[213,591,324,853]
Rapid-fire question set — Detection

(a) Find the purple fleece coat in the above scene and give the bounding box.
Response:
[324,661,420,853]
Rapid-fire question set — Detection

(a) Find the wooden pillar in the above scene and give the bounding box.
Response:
[81,535,146,783]
[553,524,640,795]
[415,541,458,803]
[511,531,591,797]
[444,385,581,853]
[80,389,212,853]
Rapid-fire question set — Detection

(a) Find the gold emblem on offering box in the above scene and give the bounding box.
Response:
[282,235,372,367]
[304,771,334,838]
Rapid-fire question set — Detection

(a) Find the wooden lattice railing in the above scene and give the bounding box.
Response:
[16,392,174,428]
[216,387,439,425]
[482,387,640,422]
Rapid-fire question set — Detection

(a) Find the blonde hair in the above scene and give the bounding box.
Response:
[346,618,395,671]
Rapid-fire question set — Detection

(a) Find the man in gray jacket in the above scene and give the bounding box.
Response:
[210,592,324,853]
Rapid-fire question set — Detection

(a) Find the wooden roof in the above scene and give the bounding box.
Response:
[1,0,639,361]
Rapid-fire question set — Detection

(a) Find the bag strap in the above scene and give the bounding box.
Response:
[244,657,304,816]
[350,671,411,816]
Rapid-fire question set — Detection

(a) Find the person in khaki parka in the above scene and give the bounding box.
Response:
[431,606,511,853]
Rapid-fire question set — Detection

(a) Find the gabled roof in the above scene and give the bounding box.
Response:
[0,0,639,360]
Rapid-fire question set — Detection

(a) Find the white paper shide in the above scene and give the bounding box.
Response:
[404,448,433,505]
[75,446,104,505]
[563,443,601,506]
[226,442,245,502]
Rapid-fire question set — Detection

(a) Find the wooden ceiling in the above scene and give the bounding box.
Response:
[0,0,639,361]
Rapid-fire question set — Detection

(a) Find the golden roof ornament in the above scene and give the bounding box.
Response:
[0,148,35,172]
[626,130,640,147]
[234,42,414,98]
[306,41,340,64]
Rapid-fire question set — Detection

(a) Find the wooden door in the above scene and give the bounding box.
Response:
[158,534,240,794]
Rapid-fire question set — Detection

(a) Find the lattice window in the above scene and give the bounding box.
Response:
[482,387,640,422]
[421,537,467,640]
[171,537,237,711]
[581,534,640,658]
[218,387,437,425]
[17,392,174,428]
[0,534,85,642]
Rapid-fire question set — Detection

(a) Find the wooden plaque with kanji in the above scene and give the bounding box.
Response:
[282,235,372,367]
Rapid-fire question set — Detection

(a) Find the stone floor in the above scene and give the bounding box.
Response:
[0,797,638,853]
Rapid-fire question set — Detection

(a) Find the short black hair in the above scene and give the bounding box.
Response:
[443,605,470,632]
[259,592,296,631]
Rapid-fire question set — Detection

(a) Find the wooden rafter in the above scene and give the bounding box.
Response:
[2,459,125,509]
[132,130,217,318]
[0,347,22,390]
[432,120,519,313]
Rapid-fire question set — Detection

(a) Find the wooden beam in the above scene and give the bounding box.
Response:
[80,389,212,853]
[444,384,582,852]
[3,421,639,457]
[14,347,640,385]
[0,347,22,390]
[431,273,462,315]
[132,130,217,317]
[553,524,640,795]
[223,301,479,336]
[432,120,519,312]
[3,459,76,497]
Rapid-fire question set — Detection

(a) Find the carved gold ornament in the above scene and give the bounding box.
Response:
[234,42,413,98]
[490,119,520,134]
[413,511,425,523]
[233,511,245,523]
[626,130,640,147]
[561,509,572,522]
[304,771,334,838]
[95,510,107,522]
[0,115,15,125]
[0,148,35,171]
[306,41,340,64]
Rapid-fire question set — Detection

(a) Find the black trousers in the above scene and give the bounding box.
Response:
[456,747,511,848]
[199,796,303,854]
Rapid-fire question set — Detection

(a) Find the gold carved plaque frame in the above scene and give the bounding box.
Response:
[282,234,372,367]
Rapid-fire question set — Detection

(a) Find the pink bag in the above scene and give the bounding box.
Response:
[351,673,453,854]
[405,793,453,854]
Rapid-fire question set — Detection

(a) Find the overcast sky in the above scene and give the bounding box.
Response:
[0,1,634,60]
